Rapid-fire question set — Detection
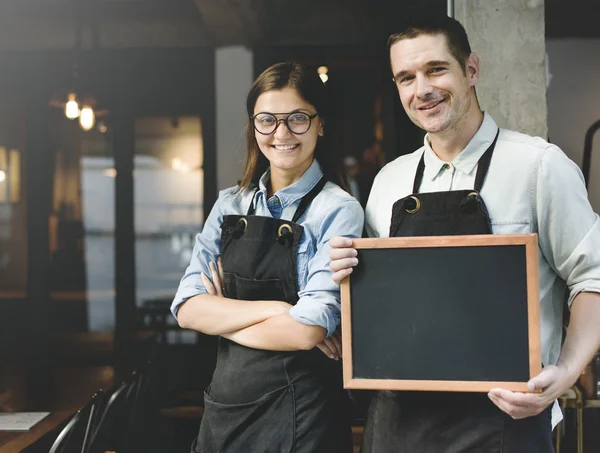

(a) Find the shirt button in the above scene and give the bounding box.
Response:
[273,197,280,204]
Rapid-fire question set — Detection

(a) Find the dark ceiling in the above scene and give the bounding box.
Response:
[0,0,597,47]
[545,0,600,39]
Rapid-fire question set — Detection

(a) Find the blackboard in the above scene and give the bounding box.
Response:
[340,234,541,392]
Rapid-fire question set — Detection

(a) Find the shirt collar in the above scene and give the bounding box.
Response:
[256,159,324,208]
[422,112,499,181]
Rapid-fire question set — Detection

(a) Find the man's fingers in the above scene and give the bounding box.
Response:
[332,268,353,285]
[527,365,559,392]
[328,247,358,261]
[488,389,535,408]
[488,389,547,419]
[488,393,523,419]
[488,392,531,419]
[201,272,217,296]
[330,236,354,249]
[330,257,359,273]
[328,245,359,286]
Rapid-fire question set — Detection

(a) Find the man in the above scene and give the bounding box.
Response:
[329,15,600,452]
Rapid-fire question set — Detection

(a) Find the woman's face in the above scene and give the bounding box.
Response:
[253,87,323,180]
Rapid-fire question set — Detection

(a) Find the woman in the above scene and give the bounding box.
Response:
[172,62,364,453]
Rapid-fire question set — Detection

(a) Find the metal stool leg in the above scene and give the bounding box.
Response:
[573,386,584,453]
[555,419,563,453]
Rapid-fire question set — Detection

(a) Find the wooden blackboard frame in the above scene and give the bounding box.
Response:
[340,234,541,393]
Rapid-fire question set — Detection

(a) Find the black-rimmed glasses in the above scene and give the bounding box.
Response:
[250,112,318,135]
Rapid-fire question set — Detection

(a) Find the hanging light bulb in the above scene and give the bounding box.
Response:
[317,66,329,84]
[65,93,80,119]
[79,106,95,131]
[97,120,107,133]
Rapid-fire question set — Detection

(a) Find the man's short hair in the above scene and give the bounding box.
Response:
[387,15,473,72]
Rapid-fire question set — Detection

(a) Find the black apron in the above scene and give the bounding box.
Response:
[192,177,352,453]
[362,131,554,453]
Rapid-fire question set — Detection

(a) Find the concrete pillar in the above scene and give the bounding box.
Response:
[215,46,253,190]
[455,0,547,139]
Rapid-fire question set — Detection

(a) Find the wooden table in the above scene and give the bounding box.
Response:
[0,364,116,452]
[0,411,72,453]
[0,330,155,452]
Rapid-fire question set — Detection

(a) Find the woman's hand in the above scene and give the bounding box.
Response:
[179,258,293,335]
[316,327,342,360]
[201,258,225,297]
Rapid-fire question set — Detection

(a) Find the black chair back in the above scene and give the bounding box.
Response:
[88,370,141,453]
[130,359,161,449]
[49,391,104,453]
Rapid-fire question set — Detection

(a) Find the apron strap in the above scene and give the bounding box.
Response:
[245,176,327,222]
[412,128,500,194]
[413,155,426,194]
[292,177,327,223]
[473,129,499,193]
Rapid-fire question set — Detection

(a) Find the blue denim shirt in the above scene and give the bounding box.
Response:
[172,159,364,337]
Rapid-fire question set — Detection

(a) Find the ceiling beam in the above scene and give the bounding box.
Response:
[193,0,264,46]
[0,0,199,21]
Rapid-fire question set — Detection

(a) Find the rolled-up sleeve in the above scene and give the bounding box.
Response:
[536,145,600,305]
[289,198,364,337]
[171,191,229,319]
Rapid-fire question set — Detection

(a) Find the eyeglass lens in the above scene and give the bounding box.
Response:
[253,112,312,134]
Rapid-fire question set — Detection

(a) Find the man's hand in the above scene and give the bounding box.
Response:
[329,237,359,285]
[488,364,572,419]
[316,328,342,360]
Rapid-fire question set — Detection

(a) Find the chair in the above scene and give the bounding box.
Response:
[129,359,162,450]
[554,312,600,452]
[89,360,161,453]
[555,370,600,453]
[88,371,141,453]
[556,385,584,453]
[49,391,104,453]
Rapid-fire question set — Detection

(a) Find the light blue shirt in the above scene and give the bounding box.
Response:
[367,112,600,367]
[172,159,364,337]
[366,113,600,427]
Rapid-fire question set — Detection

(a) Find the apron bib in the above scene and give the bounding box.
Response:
[193,177,352,453]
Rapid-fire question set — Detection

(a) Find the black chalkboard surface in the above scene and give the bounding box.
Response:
[340,234,541,392]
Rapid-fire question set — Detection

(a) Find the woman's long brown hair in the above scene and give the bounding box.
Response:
[238,62,347,192]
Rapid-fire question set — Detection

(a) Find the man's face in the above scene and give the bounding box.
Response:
[390,33,479,135]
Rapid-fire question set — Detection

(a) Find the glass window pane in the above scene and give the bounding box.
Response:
[0,98,27,300]
[134,116,203,343]
[49,113,115,332]
[81,126,116,331]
